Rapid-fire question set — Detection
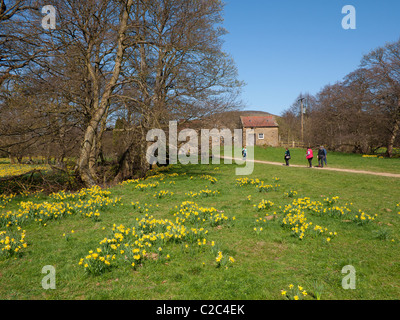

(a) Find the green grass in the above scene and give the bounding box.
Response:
[253,146,400,174]
[0,159,399,300]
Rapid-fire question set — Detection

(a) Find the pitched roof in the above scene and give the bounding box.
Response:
[240,116,278,128]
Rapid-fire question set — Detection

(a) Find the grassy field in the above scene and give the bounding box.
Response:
[0,153,399,300]
[253,146,400,174]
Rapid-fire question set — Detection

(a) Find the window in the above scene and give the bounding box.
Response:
[258,133,264,140]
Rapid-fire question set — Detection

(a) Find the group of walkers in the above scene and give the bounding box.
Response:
[284,146,327,168]
[241,145,328,168]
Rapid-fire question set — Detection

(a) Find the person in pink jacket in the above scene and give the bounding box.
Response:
[306,147,313,168]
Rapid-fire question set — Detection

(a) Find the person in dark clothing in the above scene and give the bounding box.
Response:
[317,146,325,168]
[284,148,291,166]
[322,146,327,166]
[242,146,247,161]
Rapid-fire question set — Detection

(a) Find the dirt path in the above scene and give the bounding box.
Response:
[219,156,400,178]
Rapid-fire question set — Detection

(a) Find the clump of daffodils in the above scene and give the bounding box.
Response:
[173,201,233,227]
[185,189,220,198]
[281,197,338,241]
[281,284,308,300]
[0,228,27,258]
[153,190,174,199]
[78,247,116,275]
[254,199,274,211]
[131,202,155,213]
[323,196,339,206]
[256,183,274,192]
[215,251,235,269]
[135,182,159,191]
[235,177,260,187]
[284,190,298,198]
[200,175,217,184]
[352,209,377,225]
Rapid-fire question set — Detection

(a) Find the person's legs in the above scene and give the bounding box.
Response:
[308,158,313,167]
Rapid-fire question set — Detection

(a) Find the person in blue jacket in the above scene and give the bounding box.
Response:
[322,146,327,166]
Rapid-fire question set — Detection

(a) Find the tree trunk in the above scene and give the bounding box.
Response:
[78,122,98,186]
[386,119,399,158]
[78,0,133,187]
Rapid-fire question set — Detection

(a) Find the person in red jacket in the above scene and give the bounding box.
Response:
[306,147,313,168]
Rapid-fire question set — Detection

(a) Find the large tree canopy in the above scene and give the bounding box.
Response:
[0,0,243,185]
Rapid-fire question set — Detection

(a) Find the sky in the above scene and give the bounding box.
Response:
[221,0,400,116]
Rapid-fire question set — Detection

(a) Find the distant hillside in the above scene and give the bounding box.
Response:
[205,109,280,130]
[234,110,279,118]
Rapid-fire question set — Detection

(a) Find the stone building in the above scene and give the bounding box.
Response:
[240,116,279,147]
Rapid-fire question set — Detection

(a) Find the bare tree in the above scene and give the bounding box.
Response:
[278,93,315,147]
[22,0,137,186]
[0,0,34,21]
[0,0,243,186]
[280,39,400,155]
[0,1,43,86]
[111,0,243,181]
[361,40,400,157]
